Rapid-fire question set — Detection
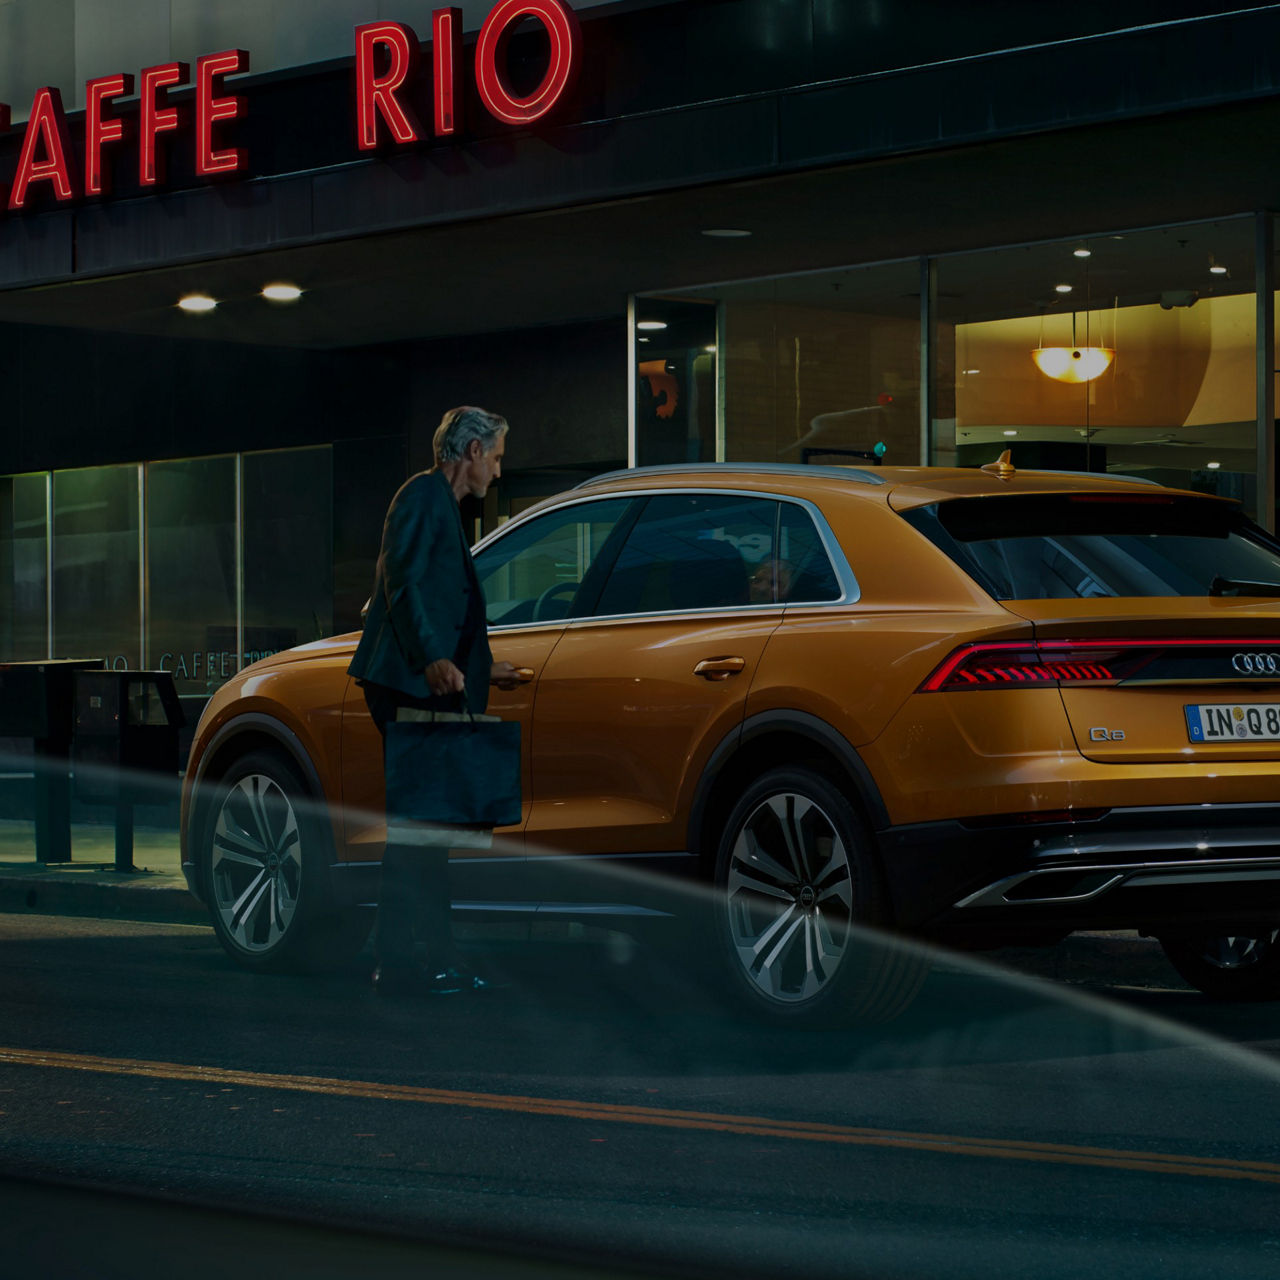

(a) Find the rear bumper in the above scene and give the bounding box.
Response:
[879,802,1280,940]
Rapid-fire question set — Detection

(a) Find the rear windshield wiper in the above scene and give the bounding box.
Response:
[1209,575,1280,597]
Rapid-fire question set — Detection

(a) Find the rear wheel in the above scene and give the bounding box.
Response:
[1158,930,1280,1001]
[713,766,928,1028]
[201,749,370,972]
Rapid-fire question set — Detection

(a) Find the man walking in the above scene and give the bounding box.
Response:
[349,406,517,996]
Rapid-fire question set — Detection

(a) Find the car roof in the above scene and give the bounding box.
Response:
[568,461,1212,511]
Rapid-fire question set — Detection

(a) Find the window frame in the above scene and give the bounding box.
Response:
[474,487,859,627]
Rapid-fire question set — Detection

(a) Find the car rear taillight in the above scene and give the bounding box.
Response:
[920,640,1158,692]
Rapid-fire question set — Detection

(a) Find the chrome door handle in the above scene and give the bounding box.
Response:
[515,667,535,683]
[693,656,746,681]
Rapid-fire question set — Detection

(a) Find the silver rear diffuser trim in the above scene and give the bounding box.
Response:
[956,857,1280,909]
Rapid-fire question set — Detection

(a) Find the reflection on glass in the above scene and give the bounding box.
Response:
[0,473,48,660]
[52,465,140,668]
[147,456,237,697]
[938,218,1257,511]
[477,497,631,625]
[646,262,921,468]
[634,299,718,466]
[243,447,333,665]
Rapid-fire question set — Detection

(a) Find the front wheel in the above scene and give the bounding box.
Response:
[1158,930,1280,1001]
[713,767,928,1028]
[201,749,369,972]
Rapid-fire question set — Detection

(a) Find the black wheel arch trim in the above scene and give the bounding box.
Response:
[688,710,890,859]
[186,713,330,877]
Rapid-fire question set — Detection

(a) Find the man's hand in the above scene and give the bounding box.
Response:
[490,661,521,691]
[424,658,465,697]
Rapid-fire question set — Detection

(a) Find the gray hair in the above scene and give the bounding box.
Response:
[433,405,509,463]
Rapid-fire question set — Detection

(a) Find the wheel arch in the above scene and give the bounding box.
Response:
[185,713,334,889]
[688,710,890,876]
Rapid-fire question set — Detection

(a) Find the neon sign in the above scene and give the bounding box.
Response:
[0,1,582,213]
[4,52,249,210]
[355,0,582,149]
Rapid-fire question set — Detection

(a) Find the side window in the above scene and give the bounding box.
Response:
[594,494,775,616]
[475,498,632,626]
[773,502,842,603]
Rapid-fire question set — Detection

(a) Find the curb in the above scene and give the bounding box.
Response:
[0,869,207,926]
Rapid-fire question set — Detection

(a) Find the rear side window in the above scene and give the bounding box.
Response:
[594,494,763,615]
[902,493,1280,600]
[592,493,845,616]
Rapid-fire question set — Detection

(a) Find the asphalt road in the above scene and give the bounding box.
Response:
[2,913,1280,1280]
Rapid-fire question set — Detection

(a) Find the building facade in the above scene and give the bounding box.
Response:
[1,0,1279,715]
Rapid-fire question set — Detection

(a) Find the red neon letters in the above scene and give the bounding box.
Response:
[0,2,583,214]
[475,0,581,126]
[195,50,250,175]
[8,88,75,210]
[355,23,422,149]
[0,49,249,210]
[85,74,134,197]
[139,62,189,186]
[355,0,581,148]
[432,8,464,137]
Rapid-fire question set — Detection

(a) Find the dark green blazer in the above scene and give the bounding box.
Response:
[348,468,493,713]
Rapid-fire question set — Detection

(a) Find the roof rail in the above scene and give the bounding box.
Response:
[574,462,887,488]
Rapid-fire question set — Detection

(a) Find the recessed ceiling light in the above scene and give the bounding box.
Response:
[1003,430,1018,437]
[701,228,752,238]
[637,320,668,331]
[703,345,717,353]
[1073,247,1092,258]
[1055,283,1073,294]
[638,337,650,343]
[177,293,217,313]
[1207,461,1222,470]
[1209,265,1228,275]
[262,282,303,303]
[962,368,980,375]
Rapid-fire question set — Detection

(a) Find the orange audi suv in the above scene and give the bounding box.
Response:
[181,459,1280,1024]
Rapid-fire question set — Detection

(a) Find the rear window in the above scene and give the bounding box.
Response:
[901,493,1280,600]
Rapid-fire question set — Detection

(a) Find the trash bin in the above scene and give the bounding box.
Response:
[0,659,105,863]
[73,670,186,871]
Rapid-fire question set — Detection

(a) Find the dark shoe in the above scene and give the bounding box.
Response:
[425,965,499,995]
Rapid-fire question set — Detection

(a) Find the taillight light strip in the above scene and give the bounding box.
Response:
[921,637,1280,693]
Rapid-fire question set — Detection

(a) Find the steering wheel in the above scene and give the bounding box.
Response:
[532,581,578,621]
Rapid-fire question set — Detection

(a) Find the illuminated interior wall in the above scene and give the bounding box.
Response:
[955,294,1253,435]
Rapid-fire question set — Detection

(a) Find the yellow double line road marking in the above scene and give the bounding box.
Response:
[3,1044,1278,1184]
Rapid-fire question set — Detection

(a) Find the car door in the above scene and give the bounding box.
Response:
[524,492,789,890]
[340,494,634,907]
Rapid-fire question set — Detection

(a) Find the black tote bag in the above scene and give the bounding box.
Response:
[385,709,522,841]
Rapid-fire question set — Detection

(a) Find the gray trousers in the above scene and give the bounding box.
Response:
[361,681,456,973]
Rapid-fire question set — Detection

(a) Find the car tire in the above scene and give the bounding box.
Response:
[200,749,370,972]
[712,766,928,1028]
[1157,930,1280,1001]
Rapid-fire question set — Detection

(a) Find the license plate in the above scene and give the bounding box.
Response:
[1186,702,1280,742]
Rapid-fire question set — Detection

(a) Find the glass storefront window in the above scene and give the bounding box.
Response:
[643,261,921,468]
[243,447,333,664]
[0,473,47,660]
[934,219,1258,513]
[52,465,141,668]
[147,456,237,698]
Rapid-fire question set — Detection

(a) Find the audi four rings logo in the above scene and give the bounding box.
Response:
[1231,652,1280,674]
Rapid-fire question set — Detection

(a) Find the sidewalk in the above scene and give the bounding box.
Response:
[0,818,206,925]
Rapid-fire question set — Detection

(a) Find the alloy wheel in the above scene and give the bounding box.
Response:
[210,772,303,954]
[724,792,855,1004]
